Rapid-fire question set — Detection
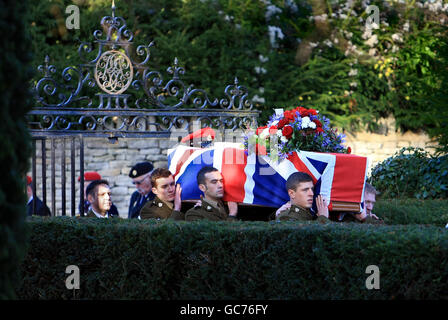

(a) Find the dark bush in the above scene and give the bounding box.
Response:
[16,217,448,299]
[0,0,33,299]
[374,199,448,227]
[370,147,448,199]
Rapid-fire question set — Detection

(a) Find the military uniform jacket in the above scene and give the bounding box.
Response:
[185,198,238,222]
[338,212,384,225]
[139,196,184,220]
[128,191,155,219]
[276,205,330,223]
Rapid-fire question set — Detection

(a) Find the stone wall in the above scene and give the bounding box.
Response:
[27,118,437,217]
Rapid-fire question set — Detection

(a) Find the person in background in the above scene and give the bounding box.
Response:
[26,176,51,217]
[85,179,116,218]
[335,182,384,224]
[128,161,155,219]
[78,171,119,217]
[140,168,184,220]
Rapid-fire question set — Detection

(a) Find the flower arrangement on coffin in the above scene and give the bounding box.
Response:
[244,106,351,161]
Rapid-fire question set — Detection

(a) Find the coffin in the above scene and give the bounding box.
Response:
[168,142,369,212]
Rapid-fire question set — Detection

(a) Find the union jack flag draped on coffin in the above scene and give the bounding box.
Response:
[168,142,369,211]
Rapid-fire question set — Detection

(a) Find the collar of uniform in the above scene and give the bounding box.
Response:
[202,198,224,211]
[290,205,310,214]
[154,196,173,210]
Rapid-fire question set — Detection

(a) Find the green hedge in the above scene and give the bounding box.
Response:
[374,199,448,227]
[17,217,448,299]
[0,0,32,299]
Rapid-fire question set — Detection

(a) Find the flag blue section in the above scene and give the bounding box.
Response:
[175,150,214,200]
[307,157,328,175]
[251,157,289,207]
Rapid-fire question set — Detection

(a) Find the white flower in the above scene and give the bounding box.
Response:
[254,66,267,74]
[259,87,265,94]
[280,136,288,143]
[323,39,333,47]
[348,69,358,76]
[276,130,283,138]
[309,41,319,48]
[271,120,279,126]
[391,33,403,42]
[362,28,372,40]
[403,21,410,32]
[259,55,269,63]
[365,35,378,47]
[301,116,311,129]
[309,122,317,129]
[259,128,270,139]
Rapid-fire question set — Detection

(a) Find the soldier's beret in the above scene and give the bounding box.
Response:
[26,175,32,185]
[129,162,154,178]
[78,171,102,182]
[180,127,215,143]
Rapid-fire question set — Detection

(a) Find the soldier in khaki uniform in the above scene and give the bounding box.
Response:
[140,168,184,220]
[335,183,384,225]
[275,172,330,223]
[84,179,117,219]
[185,166,238,221]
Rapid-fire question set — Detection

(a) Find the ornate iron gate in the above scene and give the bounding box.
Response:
[27,5,259,216]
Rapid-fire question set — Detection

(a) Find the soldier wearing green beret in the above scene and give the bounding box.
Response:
[185,166,238,221]
[140,168,184,220]
[275,172,330,223]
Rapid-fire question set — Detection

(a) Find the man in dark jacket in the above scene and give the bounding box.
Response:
[128,161,155,219]
[26,176,51,217]
[84,179,116,219]
[78,171,119,217]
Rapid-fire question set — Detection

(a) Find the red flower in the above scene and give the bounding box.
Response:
[283,110,295,122]
[308,108,318,116]
[256,126,267,135]
[269,125,278,134]
[277,119,289,129]
[316,127,324,134]
[347,147,351,154]
[282,125,293,139]
[314,119,322,127]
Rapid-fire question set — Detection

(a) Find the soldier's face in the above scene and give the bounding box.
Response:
[133,173,152,195]
[288,181,314,209]
[364,192,376,215]
[152,175,176,202]
[200,171,224,200]
[89,184,112,215]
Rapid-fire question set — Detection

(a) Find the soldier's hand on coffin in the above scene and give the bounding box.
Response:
[316,195,329,218]
[355,203,368,221]
[227,201,238,216]
[194,195,203,208]
[174,184,182,211]
[276,201,291,217]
